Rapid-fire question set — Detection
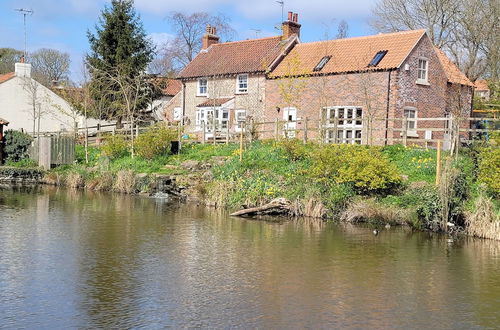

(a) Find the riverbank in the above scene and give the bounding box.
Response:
[2,140,499,240]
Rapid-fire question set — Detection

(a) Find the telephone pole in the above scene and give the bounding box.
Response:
[15,8,34,59]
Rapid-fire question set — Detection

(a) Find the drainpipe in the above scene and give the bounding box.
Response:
[384,70,392,146]
[182,81,186,126]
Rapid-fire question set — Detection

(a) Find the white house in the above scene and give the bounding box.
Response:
[0,60,87,134]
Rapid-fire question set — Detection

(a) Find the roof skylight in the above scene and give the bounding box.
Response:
[368,50,388,67]
[313,56,331,72]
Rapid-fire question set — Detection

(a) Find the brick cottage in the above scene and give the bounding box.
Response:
[164,12,473,145]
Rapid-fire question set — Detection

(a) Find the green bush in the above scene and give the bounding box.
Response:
[4,130,33,162]
[311,144,402,194]
[101,134,129,159]
[478,146,500,196]
[277,139,312,161]
[75,145,101,166]
[135,125,177,160]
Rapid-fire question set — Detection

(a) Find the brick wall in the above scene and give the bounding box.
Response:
[169,74,267,133]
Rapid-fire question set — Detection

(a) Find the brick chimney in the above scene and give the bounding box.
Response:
[282,11,301,40]
[202,25,219,50]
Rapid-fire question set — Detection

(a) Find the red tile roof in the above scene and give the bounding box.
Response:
[197,97,234,107]
[474,79,489,91]
[0,117,9,125]
[434,47,473,86]
[179,36,292,79]
[0,72,15,84]
[270,30,427,78]
[163,79,182,96]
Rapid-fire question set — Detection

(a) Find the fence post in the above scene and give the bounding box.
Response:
[226,123,230,144]
[202,121,206,144]
[274,118,279,141]
[435,140,442,186]
[303,117,308,144]
[213,121,217,145]
[135,125,139,138]
[332,116,338,144]
[240,122,245,162]
[402,117,408,147]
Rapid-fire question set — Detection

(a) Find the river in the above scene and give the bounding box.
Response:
[0,186,499,329]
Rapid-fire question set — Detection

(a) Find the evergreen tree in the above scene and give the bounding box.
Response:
[86,0,155,124]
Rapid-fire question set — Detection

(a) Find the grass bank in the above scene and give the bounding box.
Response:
[6,137,499,239]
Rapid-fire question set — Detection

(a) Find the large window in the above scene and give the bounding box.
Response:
[324,106,363,144]
[404,108,417,136]
[235,109,247,132]
[236,74,248,93]
[173,107,182,121]
[198,78,208,96]
[196,107,229,134]
[417,59,428,84]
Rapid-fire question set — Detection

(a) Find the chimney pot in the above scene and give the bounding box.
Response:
[288,11,293,21]
[293,13,298,23]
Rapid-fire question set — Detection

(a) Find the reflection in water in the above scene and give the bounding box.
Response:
[0,187,499,328]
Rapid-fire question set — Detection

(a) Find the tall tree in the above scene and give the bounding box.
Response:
[370,0,500,81]
[30,48,71,87]
[86,0,155,124]
[336,20,349,39]
[165,12,235,69]
[0,48,23,74]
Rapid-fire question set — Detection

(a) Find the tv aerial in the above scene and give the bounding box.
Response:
[15,8,34,58]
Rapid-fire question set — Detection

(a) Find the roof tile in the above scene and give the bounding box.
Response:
[270,30,427,77]
[434,47,474,86]
[0,72,15,84]
[179,36,290,78]
[197,97,234,107]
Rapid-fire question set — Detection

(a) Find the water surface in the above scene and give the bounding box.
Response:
[0,187,499,329]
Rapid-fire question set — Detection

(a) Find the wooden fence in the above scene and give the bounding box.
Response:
[197,116,500,152]
[30,135,75,169]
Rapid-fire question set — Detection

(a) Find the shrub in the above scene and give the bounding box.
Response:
[311,144,402,194]
[478,146,500,196]
[135,125,177,159]
[101,134,129,159]
[4,130,33,162]
[75,145,101,166]
[277,139,312,161]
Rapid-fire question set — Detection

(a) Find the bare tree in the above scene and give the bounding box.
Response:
[370,0,499,80]
[30,48,71,87]
[336,20,349,39]
[148,46,176,76]
[165,12,236,69]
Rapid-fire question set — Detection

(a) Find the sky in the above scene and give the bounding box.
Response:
[0,0,377,80]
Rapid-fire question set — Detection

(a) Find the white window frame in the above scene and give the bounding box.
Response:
[236,74,248,94]
[234,109,247,132]
[324,106,363,144]
[404,107,418,137]
[197,78,208,96]
[196,107,229,134]
[173,107,182,121]
[416,58,429,85]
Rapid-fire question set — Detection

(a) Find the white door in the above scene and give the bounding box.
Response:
[283,107,297,138]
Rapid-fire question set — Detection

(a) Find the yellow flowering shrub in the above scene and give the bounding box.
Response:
[310,144,402,194]
[478,146,500,196]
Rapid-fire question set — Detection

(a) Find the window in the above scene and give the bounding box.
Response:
[198,78,208,96]
[196,107,229,132]
[404,108,417,135]
[173,107,182,121]
[235,110,247,132]
[368,50,388,67]
[313,56,331,72]
[236,74,248,93]
[417,59,428,84]
[324,106,363,144]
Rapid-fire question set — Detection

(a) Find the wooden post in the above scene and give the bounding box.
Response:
[240,122,245,162]
[226,123,229,145]
[332,117,338,144]
[402,117,408,146]
[435,140,442,186]
[135,125,139,138]
[303,117,308,144]
[274,118,279,141]
[202,121,206,144]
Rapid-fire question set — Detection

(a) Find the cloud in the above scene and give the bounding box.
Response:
[148,32,174,49]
